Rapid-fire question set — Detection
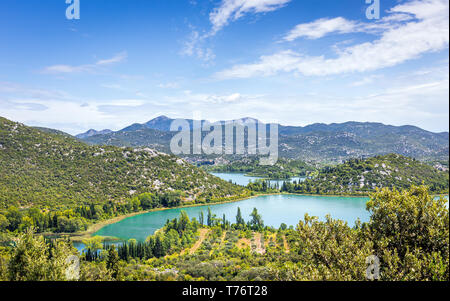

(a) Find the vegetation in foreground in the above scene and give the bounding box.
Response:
[0,186,447,281]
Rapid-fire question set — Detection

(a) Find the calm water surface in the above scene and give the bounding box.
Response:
[92,194,370,242]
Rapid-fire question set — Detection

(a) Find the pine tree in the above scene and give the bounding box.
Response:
[106,246,120,279]
[236,207,244,227]
[207,207,212,227]
[199,210,204,226]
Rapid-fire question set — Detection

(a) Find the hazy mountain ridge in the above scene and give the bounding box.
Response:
[75,129,113,139]
[78,116,449,163]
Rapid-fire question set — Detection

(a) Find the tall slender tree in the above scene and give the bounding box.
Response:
[199,210,204,226]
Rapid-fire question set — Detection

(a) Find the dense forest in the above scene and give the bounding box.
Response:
[278,154,449,195]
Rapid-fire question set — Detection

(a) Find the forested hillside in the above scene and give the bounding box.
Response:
[205,157,316,179]
[82,127,173,153]
[281,154,449,195]
[0,117,248,210]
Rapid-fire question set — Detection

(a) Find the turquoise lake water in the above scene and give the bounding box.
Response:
[73,172,447,251]
[92,194,370,242]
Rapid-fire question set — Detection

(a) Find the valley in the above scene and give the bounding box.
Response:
[0,116,448,281]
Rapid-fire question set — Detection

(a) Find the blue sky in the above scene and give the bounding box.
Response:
[0,0,448,134]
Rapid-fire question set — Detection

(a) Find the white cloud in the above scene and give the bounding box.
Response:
[101,83,125,90]
[350,75,383,87]
[282,17,360,41]
[182,0,290,63]
[216,0,449,78]
[281,12,415,41]
[158,82,180,89]
[42,52,128,74]
[95,52,128,66]
[2,75,448,134]
[180,27,216,63]
[169,91,260,105]
[210,0,291,34]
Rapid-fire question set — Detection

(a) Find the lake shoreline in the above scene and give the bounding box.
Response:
[69,193,257,242]
[69,191,373,242]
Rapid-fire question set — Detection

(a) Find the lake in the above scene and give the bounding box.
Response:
[92,194,370,242]
[211,172,305,187]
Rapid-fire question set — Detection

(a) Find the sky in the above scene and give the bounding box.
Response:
[0,0,448,134]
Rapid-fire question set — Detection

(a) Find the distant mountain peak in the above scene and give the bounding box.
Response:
[75,129,112,139]
[236,117,259,123]
[146,115,171,123]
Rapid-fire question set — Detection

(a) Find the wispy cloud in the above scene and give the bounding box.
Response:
[158,82,180,89]
[280,12,414,41]
[282,17,361,41]
[42,52,128,74]
[215,0,449,79]
[96,52,128,66]
[180,28,216,64]
[209,0,291,35]
[176,91,255,104]
[182,0,290,63]
[350,75,383,87]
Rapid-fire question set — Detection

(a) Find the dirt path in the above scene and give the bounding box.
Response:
[208,230,227,256]
[282,235,290,253]
[189,228,210,255]
[253,232,265,254]
[219,231,227,245]
[237,238,251,249]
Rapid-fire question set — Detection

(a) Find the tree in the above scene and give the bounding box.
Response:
[82,236,103,255]
[250,208,263,230]
[262,181,268,192]
[6,206,22,231]
[0,214,10,232]
[199,210,204,226]
[178,211,190,233]
[106,246,120,279]
[8,227,74,281]
[366,185,449,280]
[236,207,245,227]
[207,207,212,227]
[222,214,227,229]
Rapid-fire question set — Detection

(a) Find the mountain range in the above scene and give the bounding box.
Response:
[78,116,449,164]
[75,129,113,139]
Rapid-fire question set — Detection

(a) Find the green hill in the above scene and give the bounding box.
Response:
[0,117,248,210]
[281,154,449,195]
[204,157,316,179]
[82,127,173,153]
